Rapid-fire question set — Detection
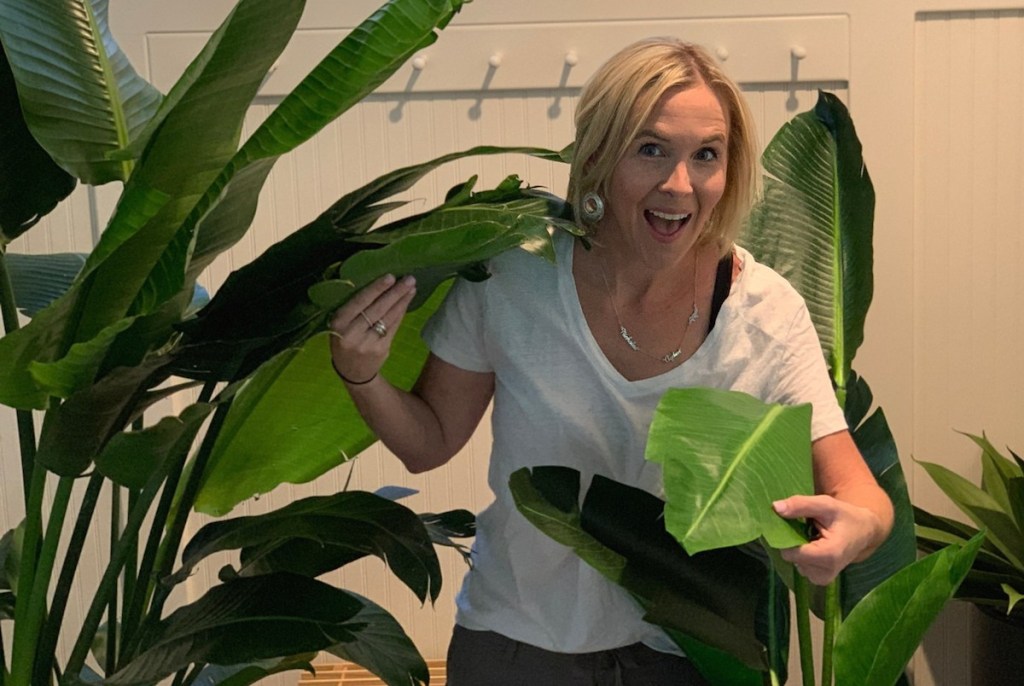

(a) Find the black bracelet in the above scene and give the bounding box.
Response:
[331,358,378,385]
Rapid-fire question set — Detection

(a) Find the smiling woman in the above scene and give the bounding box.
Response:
[326,37,893,686]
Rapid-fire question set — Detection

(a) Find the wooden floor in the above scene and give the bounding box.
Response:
[298,659,447,685]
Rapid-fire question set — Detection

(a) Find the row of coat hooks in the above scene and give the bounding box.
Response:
[407,45,809,71]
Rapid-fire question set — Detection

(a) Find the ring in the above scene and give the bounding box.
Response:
[358,311,373,327]
[372,320,388,337]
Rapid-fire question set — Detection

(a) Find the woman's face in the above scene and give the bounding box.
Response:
[601,83,729,269]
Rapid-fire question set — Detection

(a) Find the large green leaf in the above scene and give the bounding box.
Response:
[326,594,430,686]
[173,168,569,383]
[0,0,162,184]
[742,92,874,392]
[833,533,984,686]
[94,403,213,489]
[648,387,814,554]
[194,282,446,516]
[33,354,173,476]
[840,375,916,613]
[509,466,769,683]
[0,46,76,242]
[917,461,1024,570]
[145,0,472,330]
[0,0,298,409]
[2,253,85,317]
[965,432,1024,525]
[104,573,364,686]
[174,491,441,604]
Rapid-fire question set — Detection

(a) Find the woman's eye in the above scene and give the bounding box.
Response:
[638,142,663,157]
[695,147,720,163]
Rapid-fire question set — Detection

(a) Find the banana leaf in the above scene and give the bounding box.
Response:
[833,533,984,686]
[0,0,299,409]
[173,491,442,604]
[2,253,85,317]
[509,466,773,685]
[172,149,569,383]
[193,178,573,514]
[325,594,430,686]
[0,0,162,185]
[840,373,916,613]
[0,45,76,241]
[104,573,366,685]
[648,387,813,555]
[742,91,874,396]
[917,461,1024,570]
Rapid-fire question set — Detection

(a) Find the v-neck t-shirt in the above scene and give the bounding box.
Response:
[421,230,846,654]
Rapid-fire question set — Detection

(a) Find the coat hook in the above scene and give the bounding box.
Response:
[790,45,807,60]
[412,54,428,70]
[715,46,729,61]
[564,51,579,67]
[488,53,503,68]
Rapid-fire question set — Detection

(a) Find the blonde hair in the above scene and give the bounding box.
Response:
[567,37,759,256]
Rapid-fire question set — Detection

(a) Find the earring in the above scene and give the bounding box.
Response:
[580,191,605,223]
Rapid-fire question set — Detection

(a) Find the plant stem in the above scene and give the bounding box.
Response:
[8,466,46,686]
[794,574,815,686]
[13,475,73,686]
[106,483,121,675]
[821,580,840,686]
[767,566,782,681]
[33,473,104,685]
[63,458,174,680]
[0,249,38,508]
[144,394,228,623]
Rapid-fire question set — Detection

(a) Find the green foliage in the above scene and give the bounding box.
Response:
[916,433,1024,624]
[743,92,874,394]
[649,388,813,554]
[509,466,773,684]
[0,0,579,683]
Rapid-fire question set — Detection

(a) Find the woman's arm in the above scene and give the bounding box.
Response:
[344,355,494,473]
[329,274,494,473]
[773,429,895,586]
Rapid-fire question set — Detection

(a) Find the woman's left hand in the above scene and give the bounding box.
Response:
[772,494,885,586]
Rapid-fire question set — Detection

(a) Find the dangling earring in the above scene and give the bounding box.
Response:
[580,191,605,223]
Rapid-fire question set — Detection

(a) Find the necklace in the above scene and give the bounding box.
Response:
[597,252,700,364]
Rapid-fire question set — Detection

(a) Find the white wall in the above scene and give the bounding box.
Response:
[3,1,1023,683]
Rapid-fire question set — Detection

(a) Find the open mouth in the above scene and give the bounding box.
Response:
[645,209,692,238]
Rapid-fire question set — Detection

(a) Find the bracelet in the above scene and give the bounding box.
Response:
[331,358,378,386]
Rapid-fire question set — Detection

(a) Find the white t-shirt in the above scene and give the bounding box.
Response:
[422,231,846,654]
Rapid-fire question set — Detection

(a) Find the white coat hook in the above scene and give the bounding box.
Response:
[715,46,729,61]
[412,54,428,71]
[790,45,807,60]
[564,51,579,67]
[488,53,503,68]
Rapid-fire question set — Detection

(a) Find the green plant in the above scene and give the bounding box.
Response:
[0,1,576,683]
[511,92,971,686]
[915,432,1024,626]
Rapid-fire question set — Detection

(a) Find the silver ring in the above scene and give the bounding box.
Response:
[372,320,388,337]
[358,311,373,328]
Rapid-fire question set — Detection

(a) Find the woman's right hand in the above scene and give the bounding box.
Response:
[328,273,417,384]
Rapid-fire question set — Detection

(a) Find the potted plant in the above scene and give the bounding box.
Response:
[916,433,1024,685]
[0,0,575,683]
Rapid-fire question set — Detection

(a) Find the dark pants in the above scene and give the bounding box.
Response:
[446,626,710,686]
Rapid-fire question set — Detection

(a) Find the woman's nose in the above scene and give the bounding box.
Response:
[660,162,692,194]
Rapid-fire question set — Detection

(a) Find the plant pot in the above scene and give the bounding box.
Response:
[970,605,1024,685]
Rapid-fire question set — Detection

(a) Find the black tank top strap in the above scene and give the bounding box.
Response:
[707,252,733,333]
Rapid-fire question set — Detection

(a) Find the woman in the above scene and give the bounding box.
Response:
[329,38,893,686]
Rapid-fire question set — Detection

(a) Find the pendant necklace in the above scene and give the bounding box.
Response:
[597,252,700,364]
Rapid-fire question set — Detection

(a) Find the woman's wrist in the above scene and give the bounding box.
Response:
[331,358,378,386]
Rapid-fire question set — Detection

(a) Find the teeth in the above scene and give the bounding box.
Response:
[649,210,691,221]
